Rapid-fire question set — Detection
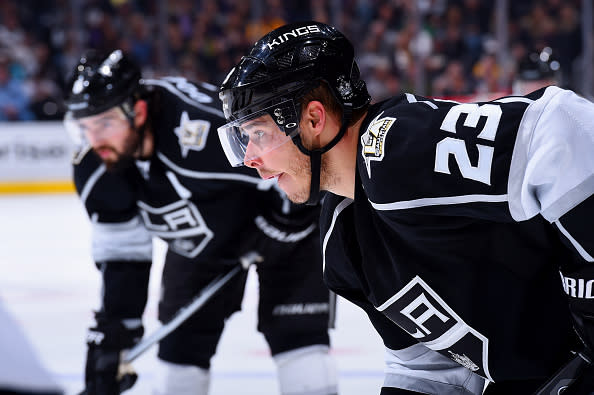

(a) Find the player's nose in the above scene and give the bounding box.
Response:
[85,131,101,146]
[243,142,263,168]
[86,130,108,147]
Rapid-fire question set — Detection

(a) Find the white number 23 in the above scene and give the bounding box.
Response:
[434,103,502,185]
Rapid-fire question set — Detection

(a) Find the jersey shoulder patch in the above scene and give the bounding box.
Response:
[174,110,211,157]
[358,97,444,201]
[360,109,397,178]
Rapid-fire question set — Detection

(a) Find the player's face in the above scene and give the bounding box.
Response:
[243,116,312,203]
[76,107,139,168]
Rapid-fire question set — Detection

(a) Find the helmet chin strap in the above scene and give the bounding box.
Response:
[134,121,149,159]
[121,102,150,160]
[293,107,351,206]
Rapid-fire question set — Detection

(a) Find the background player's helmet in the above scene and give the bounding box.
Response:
[218,21,370,167]
[64,49,141,120]
[513,47,561,94]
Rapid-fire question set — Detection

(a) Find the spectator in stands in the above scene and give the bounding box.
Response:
[472,53,503,94]
[0,0,589,119]
[0,55,33,121]
[432,59,474,97]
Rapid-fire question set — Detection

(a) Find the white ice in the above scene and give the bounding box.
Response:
[0,193,385,395]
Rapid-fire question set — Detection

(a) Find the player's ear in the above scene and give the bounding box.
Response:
[133,100,148,127]
[302,100,326,138]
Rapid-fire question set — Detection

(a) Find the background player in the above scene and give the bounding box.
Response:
[512,47,562,95]
[63,49,337,395]
[218,21,594,394]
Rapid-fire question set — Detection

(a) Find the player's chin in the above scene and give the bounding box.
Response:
[278,175,309,204]
[104,154,136,172]
[103,158,120,171]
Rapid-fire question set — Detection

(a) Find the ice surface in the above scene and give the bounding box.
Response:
[0,194,385,395]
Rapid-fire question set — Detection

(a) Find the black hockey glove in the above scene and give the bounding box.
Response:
[84,313,144,395]
[557,264,594,394]
[252,211,319,261]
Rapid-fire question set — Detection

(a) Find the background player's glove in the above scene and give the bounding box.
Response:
[255,212,318,244]
[246,210,320,270]
[84,313,144,395]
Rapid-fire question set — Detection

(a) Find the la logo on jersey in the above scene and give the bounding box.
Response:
[137,199,214,258]
[361,111,396,178]
[175,111,211,157]
[377,276,493,382]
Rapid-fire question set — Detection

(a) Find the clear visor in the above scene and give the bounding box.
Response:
[217,100,301,167]
[63,106,130,145]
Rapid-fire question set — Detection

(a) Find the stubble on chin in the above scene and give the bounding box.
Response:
[98,132,141,172]
[284,152,312,204]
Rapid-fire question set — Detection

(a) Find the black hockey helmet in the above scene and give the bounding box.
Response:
[64,49,141,120]
[219,21,370,125]
[517,47,560,82]
[513,47,561,94]
[218,21,370,205]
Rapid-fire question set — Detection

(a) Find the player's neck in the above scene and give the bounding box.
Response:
[322,119,365,199]
[137,128,154,160]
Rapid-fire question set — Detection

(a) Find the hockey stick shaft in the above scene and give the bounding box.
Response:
[124,264,241,363]
[122,251,262,363]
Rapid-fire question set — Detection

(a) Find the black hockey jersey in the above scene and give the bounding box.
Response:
[321,86,594,386]
[73,77,313,264]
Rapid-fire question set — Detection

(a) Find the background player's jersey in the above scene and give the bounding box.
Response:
[321,86,594,383]
[73,77,311,263]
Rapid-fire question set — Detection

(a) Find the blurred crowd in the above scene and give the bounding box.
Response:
[0,0,586,121]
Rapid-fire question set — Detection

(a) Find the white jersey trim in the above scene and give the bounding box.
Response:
[494,97,534,104]
[369,194,508,211]
[405,93,439,108]
[141,78,224,117]
[157,151,264,185]
[80,163,106,205]
[554,219,594,262]
[322,198,353,272]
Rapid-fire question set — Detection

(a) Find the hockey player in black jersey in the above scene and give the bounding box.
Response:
[63,49,338,395]
[218,21,594,394]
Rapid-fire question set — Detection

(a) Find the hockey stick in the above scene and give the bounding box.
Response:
[534,350,591,395]
[78,251,262,395]
[123,251,261,363]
